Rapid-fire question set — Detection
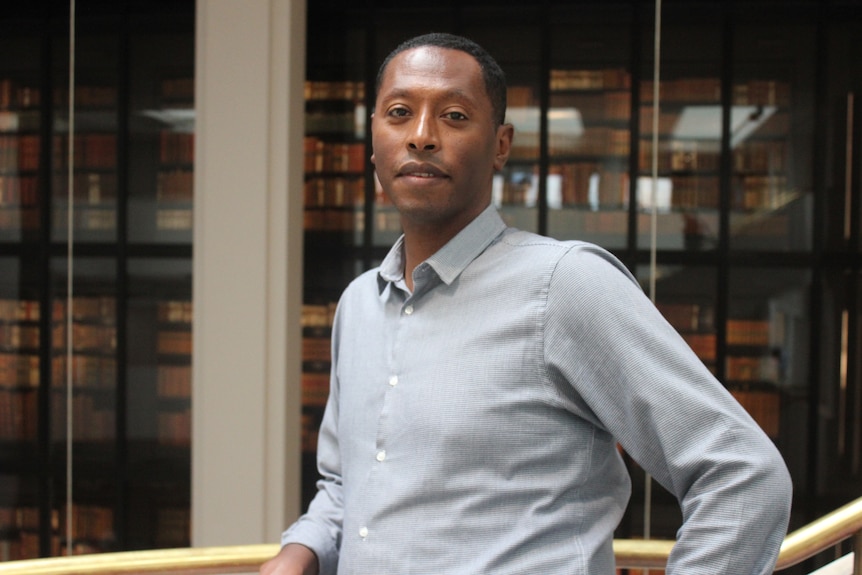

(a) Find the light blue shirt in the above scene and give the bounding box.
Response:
[282,205,791,574]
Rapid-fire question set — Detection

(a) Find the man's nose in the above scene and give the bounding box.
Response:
[407,111,438,151]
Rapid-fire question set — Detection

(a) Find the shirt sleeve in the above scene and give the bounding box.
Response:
[544,243,792,575]
[279,309,346,575]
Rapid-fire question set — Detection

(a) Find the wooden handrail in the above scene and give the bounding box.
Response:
[0,496,860,574]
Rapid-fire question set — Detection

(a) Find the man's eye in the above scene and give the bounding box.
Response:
[445,111,468,121]
[388,107,409,117]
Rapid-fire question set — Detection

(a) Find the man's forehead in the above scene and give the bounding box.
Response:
[380,46,481,87]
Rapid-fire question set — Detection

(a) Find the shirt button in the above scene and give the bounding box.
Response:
[359,526,368,538]
[388,375,398,387]
[376,450,386,462]
[404,305,414,315]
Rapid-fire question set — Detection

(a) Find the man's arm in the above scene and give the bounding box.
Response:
[260,543,319,575]
[547,245,792,574]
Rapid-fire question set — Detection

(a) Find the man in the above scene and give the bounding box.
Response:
[262,32,792,575]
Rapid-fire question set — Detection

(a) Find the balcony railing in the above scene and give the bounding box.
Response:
[0,496,859,575]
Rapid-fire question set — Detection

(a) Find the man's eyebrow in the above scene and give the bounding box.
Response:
[380,86,477,105]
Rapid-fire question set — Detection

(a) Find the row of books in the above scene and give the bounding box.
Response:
[301,412,321,453]
[641,78,722,104]
[55,296,115,323]
[732,141,787,173]
[0,208,36,231]
[0,352,38,388]
[0,135,39,172]
[0,354,117,390]
[642,78,790,107]
[304,176,364,209]
[51,356,116,389]
[0,203,193,234]
[52,324,117,353]
[0,79,40,111]
[302,303,337,329]
[161,78,194,103]
[726,319,772,346]
[0,295,116,324]
[730,388,780,438]
[0,175,37,206]
[157,365,191,399]
[0,388,36,440]
[304,138,366,174]
[158,410,190,446]
[550,68,631,92]
[54,206,117,233]
[154,507,190,547]
[301,303,336,450]
[306,109,364,137]
[156,330,192,356]
[53,85,117,109]
[0,300,40,322]
[50,391,115,442]
[52,135,116,171]
[734,176,792,211]
[509,127,630,161]
[726,355,780,383]
[0,505,111,561]
[0,324,38,350]
[657,302,715,332]
[156,169,193,203]
[158,300,192,324]
[156,207,192,231]
[549,92,631,122]
[160,131,194,165]
[303,206,402,235]
[637,141,721,173]
[545,164,630,207]
[52,172,117,204]
[59,504,115,544]
[305,80,365,102]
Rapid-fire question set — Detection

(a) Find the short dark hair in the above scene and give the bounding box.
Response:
[375,32,508,126]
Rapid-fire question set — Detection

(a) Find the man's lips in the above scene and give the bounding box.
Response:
[397,162,448,179]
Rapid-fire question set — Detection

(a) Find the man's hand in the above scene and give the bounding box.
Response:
[259,543,319,575]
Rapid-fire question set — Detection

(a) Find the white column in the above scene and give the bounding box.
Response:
[192,0,306,546]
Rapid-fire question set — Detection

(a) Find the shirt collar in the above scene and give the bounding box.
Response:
[377,204,507,294]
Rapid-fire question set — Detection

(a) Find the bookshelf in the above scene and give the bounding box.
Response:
[0,2,194,560]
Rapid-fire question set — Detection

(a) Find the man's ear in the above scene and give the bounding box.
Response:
[494,122,515,171]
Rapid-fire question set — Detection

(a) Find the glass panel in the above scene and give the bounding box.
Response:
[548,4,632,249]
[462,14,543,234]
[728,267,810,494]
[125,258,191,549]
[52,34,119,243]
[638,5,722,252]
[0,257,42,559]
[50,256,118,554]
[303,14,368,248]
[303,10,367,511]
[0,29,42,243]
[730,18,815,251]
[128,28,194,244]
[815,269,862,516]
[822,17,862,252]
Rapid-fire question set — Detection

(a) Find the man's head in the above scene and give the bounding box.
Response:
[370,33,514,240]
[376,32,508,127]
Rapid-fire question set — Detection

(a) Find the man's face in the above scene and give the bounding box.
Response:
[371,46,513,234]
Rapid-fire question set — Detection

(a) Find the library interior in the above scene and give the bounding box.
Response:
[0,0,861,574]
